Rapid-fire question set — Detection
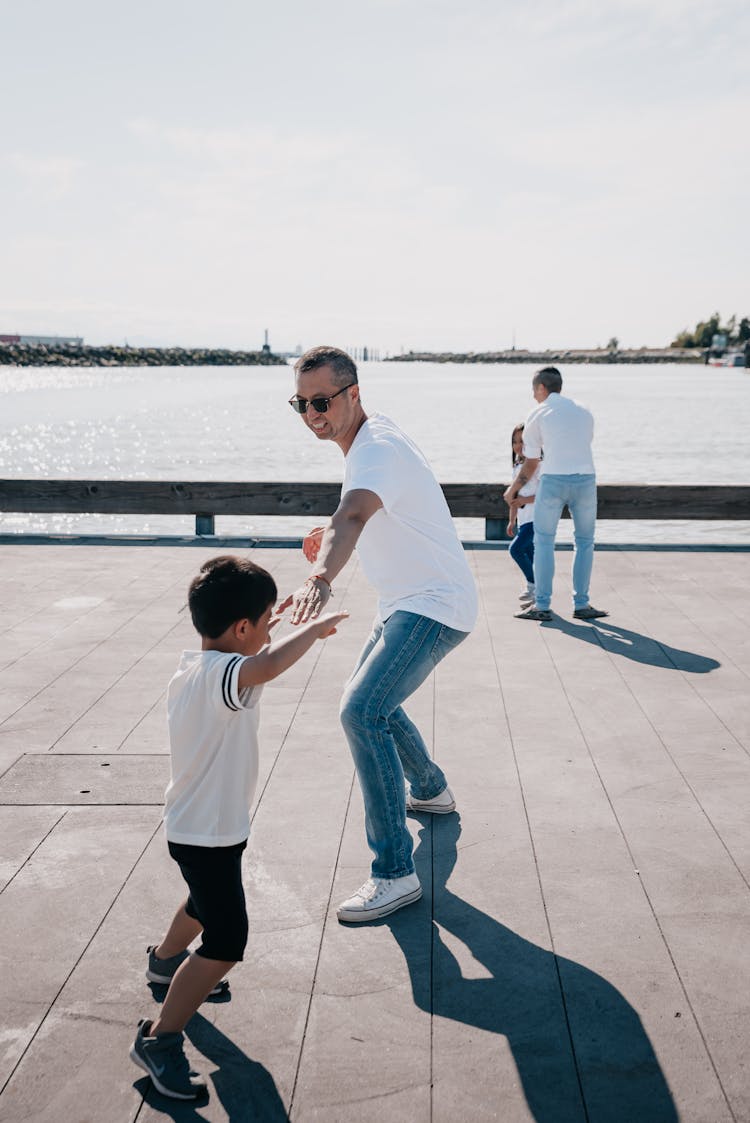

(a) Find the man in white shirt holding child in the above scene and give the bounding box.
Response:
[504,365,608,623]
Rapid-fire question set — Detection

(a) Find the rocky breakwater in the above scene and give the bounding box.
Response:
[387,347,704,364]
[0,343,287,367]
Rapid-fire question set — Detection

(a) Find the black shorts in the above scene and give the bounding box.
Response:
[168,839,248,962]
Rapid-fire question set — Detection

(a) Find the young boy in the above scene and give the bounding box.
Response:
[130,555,347,1100]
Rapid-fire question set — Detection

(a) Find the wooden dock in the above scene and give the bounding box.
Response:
[0,543,747,1122]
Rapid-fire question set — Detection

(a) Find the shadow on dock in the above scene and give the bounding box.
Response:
[386,817,679,1123]
[133,1011,290,1122]
[544,617,720,673]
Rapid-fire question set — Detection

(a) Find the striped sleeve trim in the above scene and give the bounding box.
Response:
[221,655,243,711]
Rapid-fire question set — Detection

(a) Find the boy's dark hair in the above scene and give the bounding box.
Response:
[188,555,277,638]
[293,346,358,387]
[533,366,563,393]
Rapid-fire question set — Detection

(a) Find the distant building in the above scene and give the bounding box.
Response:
[0,334,84,346]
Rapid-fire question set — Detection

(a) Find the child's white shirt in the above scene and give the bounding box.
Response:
[512,461,540,527]
[164,650,262,847]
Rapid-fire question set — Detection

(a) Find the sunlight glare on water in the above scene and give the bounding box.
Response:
[1,361,748,543]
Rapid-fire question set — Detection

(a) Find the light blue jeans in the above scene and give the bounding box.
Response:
[339,611,469,880]
[533,473,597,611]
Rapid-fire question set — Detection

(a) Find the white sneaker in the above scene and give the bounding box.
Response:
[337,874,422,923]
[519,586,535,602]
[406,785,456,814]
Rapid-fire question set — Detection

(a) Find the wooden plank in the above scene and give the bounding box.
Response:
[0,807,65,892]
[430,604,585,1123]
[1,479,749,520]
[0,806,160,1096]
[0,755,168,805]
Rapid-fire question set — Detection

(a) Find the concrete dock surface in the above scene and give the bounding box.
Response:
[0,543,747,1123]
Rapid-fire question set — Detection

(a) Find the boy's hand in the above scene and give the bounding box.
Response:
[506,522,516,537]
[303,526,326,563]
[275,593,293,616]
[315,610,349,637]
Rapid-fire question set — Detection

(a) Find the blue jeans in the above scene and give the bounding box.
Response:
[339,611,469,879]
[533,473,597,611]
[509,521,534,585]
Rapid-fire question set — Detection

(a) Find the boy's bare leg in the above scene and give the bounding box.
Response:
[151,955,236,1035]
[155,902,202,959]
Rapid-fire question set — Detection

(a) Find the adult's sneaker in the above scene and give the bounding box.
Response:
[146,946,229,997]
[407,785,456,814]
[573,605,609,620]
[337,874,422,923]
[129,1019,208,1101]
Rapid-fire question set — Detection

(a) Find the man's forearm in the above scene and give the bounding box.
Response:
[312,507,366,582]
[504,457,541,502]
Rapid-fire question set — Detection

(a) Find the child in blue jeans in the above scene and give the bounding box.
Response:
[130,555,347,1101]
[507,423,540,609]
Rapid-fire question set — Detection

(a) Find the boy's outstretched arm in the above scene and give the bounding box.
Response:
[238,611,348,689]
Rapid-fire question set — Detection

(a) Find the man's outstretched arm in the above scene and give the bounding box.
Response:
[288,488,383,624]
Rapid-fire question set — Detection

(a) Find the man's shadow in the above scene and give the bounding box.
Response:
[385,817,679,1123]
[544,616,720,673]
[132,1010,290,1122]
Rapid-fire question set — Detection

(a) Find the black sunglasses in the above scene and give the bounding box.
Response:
[288,383,355,414]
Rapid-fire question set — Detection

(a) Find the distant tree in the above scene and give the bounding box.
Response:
[606,336,619,351]
[671,311,748,348]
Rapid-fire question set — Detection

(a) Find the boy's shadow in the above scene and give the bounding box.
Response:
[385,816,679,1122]
[133,1011,290,1122]
[545,616,720,672]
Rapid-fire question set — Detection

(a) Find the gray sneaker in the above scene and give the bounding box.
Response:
[129,1019,208,1100]
[573,605,609,620]
[146,946,229,997]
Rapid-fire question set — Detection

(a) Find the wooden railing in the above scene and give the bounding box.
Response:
[1,480,749,540]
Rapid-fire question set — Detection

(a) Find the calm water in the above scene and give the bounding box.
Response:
[1,361,748,543]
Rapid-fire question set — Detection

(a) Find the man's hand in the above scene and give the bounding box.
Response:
[290,576,332,625]
[303,526,326,563]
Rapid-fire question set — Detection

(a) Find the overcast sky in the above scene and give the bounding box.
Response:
[2,0,747,353]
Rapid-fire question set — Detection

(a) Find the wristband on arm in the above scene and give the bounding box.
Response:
[307,574,333,595]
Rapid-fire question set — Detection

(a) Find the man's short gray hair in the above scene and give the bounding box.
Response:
[533,366,563,394]
[294,346,358,387]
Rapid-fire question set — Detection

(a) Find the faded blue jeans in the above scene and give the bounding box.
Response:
[339,611,468,880]
[533,473,597,611]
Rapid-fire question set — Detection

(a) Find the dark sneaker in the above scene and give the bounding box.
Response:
[407,785,456,814]
[514,606,553,621]
[130,1019,208,1100]
[337,874,422,923]
[573,605,609,620]
[146,946,229,997]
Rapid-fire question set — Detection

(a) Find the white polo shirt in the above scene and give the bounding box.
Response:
[342,413,477,633]
[164,650,262,847]
[522,393,595,475]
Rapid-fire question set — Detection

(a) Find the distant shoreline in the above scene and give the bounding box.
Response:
[0,343,287,367]
[0,343,718,368]
[386,347,705,364]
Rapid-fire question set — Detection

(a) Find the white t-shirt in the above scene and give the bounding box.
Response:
[512,461,540,527]
[164,650,262,847]
[342,413,477,632]
[522,393,595,475]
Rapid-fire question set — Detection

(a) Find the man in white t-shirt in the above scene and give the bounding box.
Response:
[287,346,477,924]
[503,366,608,622]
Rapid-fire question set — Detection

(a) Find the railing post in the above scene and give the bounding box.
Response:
[485,518,507,541]
[195,514,215,536]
